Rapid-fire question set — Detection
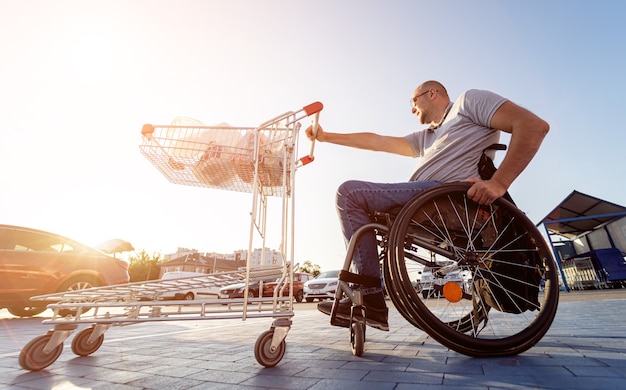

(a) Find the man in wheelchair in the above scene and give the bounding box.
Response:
[305,80,549,331]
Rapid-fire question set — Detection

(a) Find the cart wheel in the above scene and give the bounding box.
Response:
[71,327,104,356]
[350,322,365,357]
[19,334,64,371]
[254,329,285,368]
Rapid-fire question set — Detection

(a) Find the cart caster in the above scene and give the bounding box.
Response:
[19,334,64,371]
[71,327,104,356]
[350,322,365,357]
[254,329,286,368]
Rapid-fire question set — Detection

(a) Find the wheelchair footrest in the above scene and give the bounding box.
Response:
[338,270,381,289]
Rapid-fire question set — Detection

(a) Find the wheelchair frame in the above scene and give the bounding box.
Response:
[332,182,560,358]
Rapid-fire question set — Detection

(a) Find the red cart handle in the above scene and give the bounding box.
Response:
[303,101,323,116]
[298,102,322,167]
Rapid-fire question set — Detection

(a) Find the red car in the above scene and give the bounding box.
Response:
[0,224,131,317]
[262,272,314,302]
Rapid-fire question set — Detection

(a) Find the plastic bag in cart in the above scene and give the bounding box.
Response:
[191,141,239,186]
[234,127,290,187]
[166,117,242,186]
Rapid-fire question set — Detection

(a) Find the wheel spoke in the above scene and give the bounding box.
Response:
[385,183,559,357]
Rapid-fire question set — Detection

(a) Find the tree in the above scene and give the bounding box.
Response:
[128,249,163,282]
[298,260,321,276]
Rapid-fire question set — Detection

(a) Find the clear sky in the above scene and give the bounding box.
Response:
[2,0,625,272]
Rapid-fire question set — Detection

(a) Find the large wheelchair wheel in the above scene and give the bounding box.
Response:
[384,183,559,357]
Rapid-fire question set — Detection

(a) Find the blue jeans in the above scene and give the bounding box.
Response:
[336,180,441,294]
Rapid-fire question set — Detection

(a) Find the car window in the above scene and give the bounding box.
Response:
[317,270,339,279]
[5,230,73,253]
[295,273,311,282]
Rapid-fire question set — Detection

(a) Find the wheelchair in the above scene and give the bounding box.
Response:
[331,164,560,358]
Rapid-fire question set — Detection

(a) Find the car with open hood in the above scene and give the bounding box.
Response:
[0,224,131,317]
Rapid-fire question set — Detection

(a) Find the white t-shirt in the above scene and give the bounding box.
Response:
[405,89,507,182]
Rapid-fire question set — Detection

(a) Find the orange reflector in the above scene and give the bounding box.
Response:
[442,282,463,303]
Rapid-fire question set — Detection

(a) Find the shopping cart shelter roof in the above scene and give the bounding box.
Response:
[538,190,626,239]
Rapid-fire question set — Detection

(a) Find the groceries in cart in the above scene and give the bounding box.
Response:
[234,129,288,187]
[156,116,290,190]
[164,117,240,186]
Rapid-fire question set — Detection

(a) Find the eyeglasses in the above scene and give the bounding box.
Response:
[410,89,430,107]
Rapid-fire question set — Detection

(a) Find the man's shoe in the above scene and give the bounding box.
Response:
[317,298,389,332]
[317,300,350,328]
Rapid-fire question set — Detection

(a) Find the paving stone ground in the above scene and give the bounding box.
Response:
[1,290,625,389]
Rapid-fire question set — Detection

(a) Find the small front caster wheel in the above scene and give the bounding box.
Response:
[350,322,365,357]
[71,327,104,356]
[254,329,286,368]
[19,334,64,371]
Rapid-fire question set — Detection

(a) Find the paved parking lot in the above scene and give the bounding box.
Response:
[1,291,626,389]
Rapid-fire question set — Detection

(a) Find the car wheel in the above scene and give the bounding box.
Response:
[8,305,47,317]
[184,292,195,300]
[57,276,101,317]
[305,297,314,303]
[295,290,304,303]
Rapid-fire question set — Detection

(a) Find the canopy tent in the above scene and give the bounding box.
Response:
[537,190,626,291]
[538,190,626,239]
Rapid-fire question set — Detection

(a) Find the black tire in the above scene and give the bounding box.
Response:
[350,322,365,357]
[184,292,195,300]
[254,329,285,368]
[19,334,63,371]
[8,305,47,317]
[385,183,559,357]
[295,290,304,303]
[71,327,104,356]
[305,297,314,303]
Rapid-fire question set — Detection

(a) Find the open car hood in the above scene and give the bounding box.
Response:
[96,239,135,254]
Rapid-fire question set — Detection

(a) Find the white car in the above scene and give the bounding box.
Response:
[303,270,339,302]
[418,261,472,299]
[159,271,221,300]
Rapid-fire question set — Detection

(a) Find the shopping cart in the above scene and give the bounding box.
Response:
[18,102,323,371]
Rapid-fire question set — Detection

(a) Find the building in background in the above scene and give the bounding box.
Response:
[159,247,283,277]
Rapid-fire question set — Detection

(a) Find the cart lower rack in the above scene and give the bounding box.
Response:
[19,102,323,370]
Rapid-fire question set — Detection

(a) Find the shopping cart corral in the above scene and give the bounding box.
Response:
[19,102,323,371]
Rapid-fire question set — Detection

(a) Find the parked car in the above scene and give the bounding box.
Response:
[0,224,131,317]
[262,272,314,302]
[418,260,472,299]
[218,278,276,299]
[303,270,340,302]
[158,271,222,300]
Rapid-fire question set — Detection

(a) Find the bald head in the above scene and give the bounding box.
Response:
[411,80,451,125]
[414,80,449,100]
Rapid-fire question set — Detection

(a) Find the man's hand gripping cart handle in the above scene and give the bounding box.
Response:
[297,101,323,167]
